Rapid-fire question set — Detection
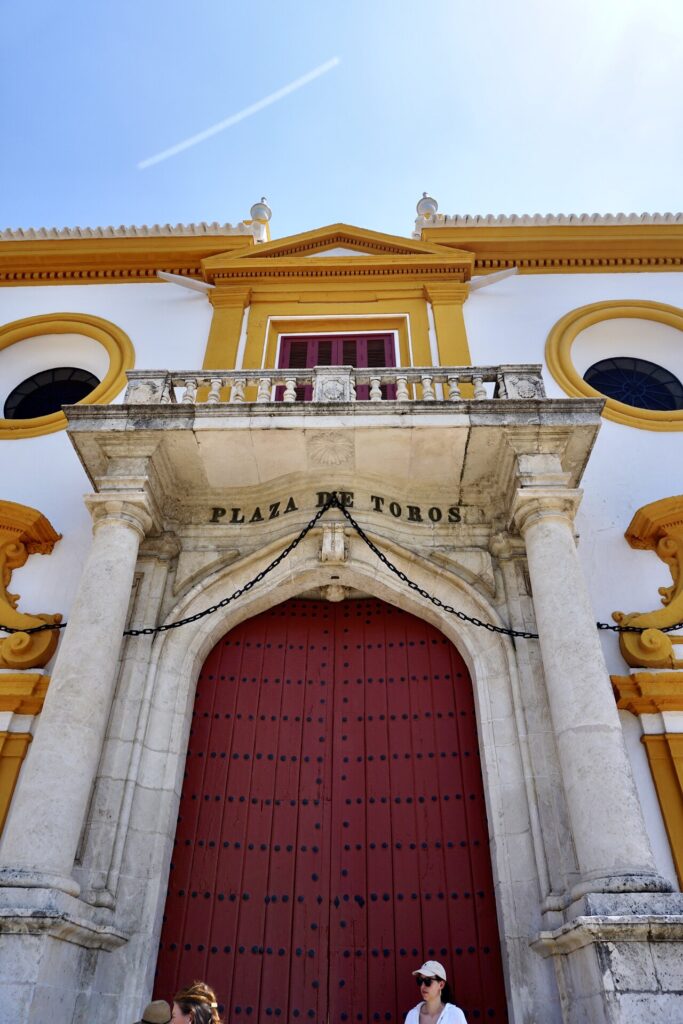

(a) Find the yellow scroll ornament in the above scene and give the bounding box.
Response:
[613,495,683,668]
[0,500,62,669]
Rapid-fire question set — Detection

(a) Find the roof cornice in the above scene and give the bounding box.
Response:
[0,232,256,286]
[0,221,257,240]
[418,214,683,274]
[416,212,683,230]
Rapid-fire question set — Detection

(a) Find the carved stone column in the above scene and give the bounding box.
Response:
[511,485,671,898]
[0,494,153,896]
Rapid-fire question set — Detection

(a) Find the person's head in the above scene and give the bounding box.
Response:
[412,960,454,1004]
[136,1001,171,1024]
[171,982,221,1024]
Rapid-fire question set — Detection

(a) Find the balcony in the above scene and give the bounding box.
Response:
[66,364,603,527]
[123,363,547,405]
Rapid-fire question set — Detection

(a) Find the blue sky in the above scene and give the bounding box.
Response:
[2,0,682,239]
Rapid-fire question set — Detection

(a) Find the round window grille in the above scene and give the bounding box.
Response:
[4,367,101,420]
[584,356,683,412]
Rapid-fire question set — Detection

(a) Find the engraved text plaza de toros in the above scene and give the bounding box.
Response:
[209,492,463,525]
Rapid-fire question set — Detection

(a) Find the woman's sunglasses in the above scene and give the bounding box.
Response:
[415,976,438,988]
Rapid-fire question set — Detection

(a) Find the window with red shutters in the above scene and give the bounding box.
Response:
[278,333,396,400]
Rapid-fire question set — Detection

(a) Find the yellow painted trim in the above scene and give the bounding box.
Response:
[0,501,62,668]
[545,300,683,431]
[0,313,135,440]
[612,671,683,714]
[198,225,474,374]
[421,222,683,275]
[0,673,49,715]
[203,287,251,370]
[0,234,254,286]
[423,283,472,366]
[640,734,683,887]
[249,301,431,369]
[623,493,683,550]
[204,255,474,286]
[201,225,474,286]
[0,731,32,835]
[613,672,683,885]
[0,499,61,554]
[610,496,683,667]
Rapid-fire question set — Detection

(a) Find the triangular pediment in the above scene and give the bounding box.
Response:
[221,223,473,261]
[201,223,475,283]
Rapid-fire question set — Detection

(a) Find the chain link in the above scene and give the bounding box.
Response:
[331,498,539,640]
[124,498,332,636]
[1,492,681,641]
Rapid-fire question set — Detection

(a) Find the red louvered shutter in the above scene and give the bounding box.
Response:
[277,334,396,401]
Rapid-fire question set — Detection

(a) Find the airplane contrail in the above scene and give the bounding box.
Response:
[138,57,341,170]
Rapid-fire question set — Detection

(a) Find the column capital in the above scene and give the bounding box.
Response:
[423,282,469,305]
[510,487,582,536]
[83,492,155,540]
[489,531,526,560]
[209,284,252,309]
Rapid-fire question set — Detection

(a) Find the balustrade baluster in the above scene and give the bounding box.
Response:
[447,375,461,400]
[421,375,436,401]
[256,377,272,403]
[369,376,382,402]
[181,378,197,404]
[396,376,409,402]
[230,379,246,403]
[207,378,222,404]
[283,378,297,403]
[473,374,487,399]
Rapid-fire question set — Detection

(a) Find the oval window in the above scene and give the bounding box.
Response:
[583,357,683,412]
[4,367,101,419]
[0,313,135,440]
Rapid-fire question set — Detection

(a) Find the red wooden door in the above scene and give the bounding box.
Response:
[155,599,508,1023]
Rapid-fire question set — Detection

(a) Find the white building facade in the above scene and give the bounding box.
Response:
[0,205,682,1023]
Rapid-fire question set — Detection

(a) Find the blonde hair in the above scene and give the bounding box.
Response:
[173,981,221,1024]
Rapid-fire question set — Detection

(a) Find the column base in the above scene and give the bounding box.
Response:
[570,871,673,902]
[0,865,80,897]
[0,883,128,948]
[532,893,683,1023]
[0,885,128,1024]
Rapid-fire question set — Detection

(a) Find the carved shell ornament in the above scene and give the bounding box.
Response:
[307,432,354,466]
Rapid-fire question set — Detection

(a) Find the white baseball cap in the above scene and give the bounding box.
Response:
[412,960,447,981]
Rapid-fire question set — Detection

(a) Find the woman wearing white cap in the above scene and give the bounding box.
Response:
[405,960,468,1024]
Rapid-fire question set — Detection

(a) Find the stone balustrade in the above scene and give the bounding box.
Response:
[123,364,546,405]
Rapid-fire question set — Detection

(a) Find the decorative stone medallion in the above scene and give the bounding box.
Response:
[307,432,354,466]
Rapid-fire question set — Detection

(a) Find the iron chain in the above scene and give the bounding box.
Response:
[1,492,681,641]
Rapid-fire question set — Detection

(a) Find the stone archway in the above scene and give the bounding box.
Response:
[98,529,551,1023]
